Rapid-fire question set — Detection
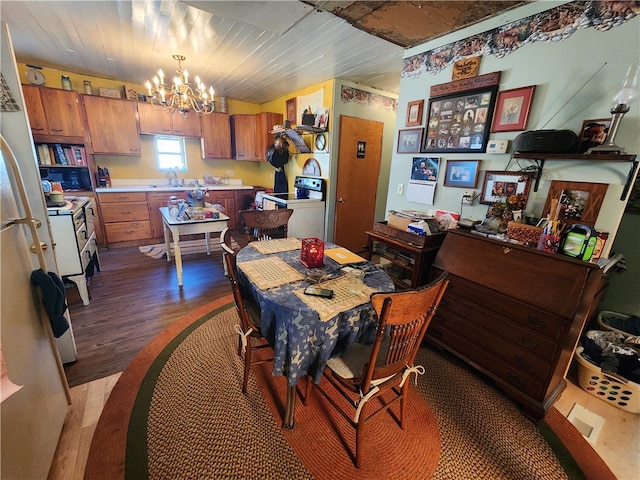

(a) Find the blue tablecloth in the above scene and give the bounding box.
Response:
[236,242,394,386]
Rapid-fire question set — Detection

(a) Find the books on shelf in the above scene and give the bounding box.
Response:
[35,143,87,166]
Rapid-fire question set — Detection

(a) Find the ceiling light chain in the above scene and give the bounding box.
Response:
[145,54,215,116]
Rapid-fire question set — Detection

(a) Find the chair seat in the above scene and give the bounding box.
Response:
[326,337,390,380]
[244,296,263,334]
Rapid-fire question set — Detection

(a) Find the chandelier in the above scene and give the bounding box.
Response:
[145,55,215,116]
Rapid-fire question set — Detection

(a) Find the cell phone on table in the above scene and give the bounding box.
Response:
[304,286,334,299]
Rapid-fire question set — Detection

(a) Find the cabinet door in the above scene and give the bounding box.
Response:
[137,101,172,135]
[255,112,283,161]
[172,110,202,137]
[230,114,256,160]
[148,192,181,238]
[204,190,237,229]
[83,95,140,155]
[201,112,231,158]
[40,88,84,137]
[22,85,48,133]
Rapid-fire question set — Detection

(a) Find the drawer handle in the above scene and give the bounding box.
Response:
[525,315,545,328]
[51,128,63,132]
[503,247,511,254]
[520,336,538,348]
[121,210,131,214]
[512,354,532,370]
[506,373,526,388]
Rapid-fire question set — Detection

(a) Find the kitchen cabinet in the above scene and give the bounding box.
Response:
[204,190,237,229]
[148,191,181,238]
[82,95,140,155]
[365,227,445,290]
[427,229,607,420]
[22,85,84,138]
[98,192,151,243]
[200,112,232,159]
[230,112,282,161]
[137,101,202,137]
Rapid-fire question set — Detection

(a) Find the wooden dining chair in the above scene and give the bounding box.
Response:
[239,209,293,242]
[310,272,449,467]
[219,228,273,393]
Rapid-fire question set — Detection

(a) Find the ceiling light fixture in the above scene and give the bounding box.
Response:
[145,54,215,116]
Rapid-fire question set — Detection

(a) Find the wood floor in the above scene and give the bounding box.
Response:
[48,234,638,480]
[63,233,246,387]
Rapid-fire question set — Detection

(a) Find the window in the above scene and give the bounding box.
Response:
[154,136,187,171]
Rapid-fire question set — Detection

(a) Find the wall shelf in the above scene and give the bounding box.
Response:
[510,152,638,200]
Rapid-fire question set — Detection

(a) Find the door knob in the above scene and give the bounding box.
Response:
[338,197,344,203]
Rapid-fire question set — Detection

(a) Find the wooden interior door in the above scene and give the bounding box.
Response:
[334,115,383,252]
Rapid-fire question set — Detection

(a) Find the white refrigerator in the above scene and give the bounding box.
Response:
[1,22,71,479]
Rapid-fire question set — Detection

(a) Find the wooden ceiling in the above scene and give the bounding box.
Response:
[2,1,528,104]
[308,1,529,47]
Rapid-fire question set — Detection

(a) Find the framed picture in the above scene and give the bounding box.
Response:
[422,86,498,153]
[411,156,440,182]
[542,181,609,226]
[491,85,536,132]
[443,160,480,188]
[397,128,424,153]
[285,98,296,125]
[578,118,611,153]
[406,99,424,127]
[480,171,533,205]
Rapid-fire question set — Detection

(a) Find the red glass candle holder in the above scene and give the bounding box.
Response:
[300,237,324,268]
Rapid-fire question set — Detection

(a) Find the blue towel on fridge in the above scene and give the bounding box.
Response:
[30,269,69,338]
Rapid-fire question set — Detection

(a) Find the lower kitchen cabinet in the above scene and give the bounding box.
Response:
[427,229,607,420]
[204,190,236,229]
[99,192,152,243]
[148,192,179,238]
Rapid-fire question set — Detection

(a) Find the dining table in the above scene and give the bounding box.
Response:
[236,238,395,429]
[159,207,229,287]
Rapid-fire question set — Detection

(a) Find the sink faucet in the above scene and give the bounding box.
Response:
[167,169,179,186]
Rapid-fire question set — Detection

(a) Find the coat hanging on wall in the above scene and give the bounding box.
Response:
[267,136,289,194]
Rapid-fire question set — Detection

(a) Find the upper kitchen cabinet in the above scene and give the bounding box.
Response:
[137,101,202,137]
[230,112,283,161]
[82,95,140,155]
[22,85,84,139]
[201,112,232,159]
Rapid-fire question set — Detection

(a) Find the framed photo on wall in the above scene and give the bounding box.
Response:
[578,118,611,153]
[491,85,536,132]
[443,160,480,188]
[406,99,424,127]
[397,128,424,153]
[422,86,498,153]
[480,171,533,205]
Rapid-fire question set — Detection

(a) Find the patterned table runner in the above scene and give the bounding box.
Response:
[293,275,378,321]
[238,256,305,290]
[250,238,302,255]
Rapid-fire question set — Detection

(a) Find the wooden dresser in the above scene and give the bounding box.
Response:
[428,229,607,420]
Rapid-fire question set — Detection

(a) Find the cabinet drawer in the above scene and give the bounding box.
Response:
[101,202,150,222]
[104,221,152,242]
[442,272,568,340]
[205,190,235,200]
[75,223,89,251]
[99,192,147,203]
[426,326,545,399]
[431,310,553,381]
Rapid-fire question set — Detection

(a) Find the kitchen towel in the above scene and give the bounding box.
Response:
[30,269,69,338]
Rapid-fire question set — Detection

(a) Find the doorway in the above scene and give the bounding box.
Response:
[333,115,383,252]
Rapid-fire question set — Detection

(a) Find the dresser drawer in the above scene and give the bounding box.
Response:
[99,192,147,203]
[101,202,150,222]
[104,221,152,242]
[426,325,545,399]
[442,273,568,340]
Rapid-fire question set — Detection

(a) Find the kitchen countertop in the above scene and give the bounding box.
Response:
[95,179,253,193]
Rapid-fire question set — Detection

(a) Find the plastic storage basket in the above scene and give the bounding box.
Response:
[597,310,640,337]
[575,346,640,413]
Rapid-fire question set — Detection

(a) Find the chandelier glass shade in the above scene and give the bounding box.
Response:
[145,55,215,116]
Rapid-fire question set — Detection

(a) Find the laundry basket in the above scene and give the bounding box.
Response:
[597,310,640,337]
[575,346,640,413]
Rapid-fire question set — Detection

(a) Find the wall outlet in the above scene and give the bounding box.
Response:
[397,183,404,195]
[462,191,473,205]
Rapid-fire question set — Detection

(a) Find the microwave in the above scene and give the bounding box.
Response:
[39,166,93,191]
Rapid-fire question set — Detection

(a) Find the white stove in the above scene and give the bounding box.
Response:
[262,176,326,239]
